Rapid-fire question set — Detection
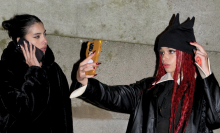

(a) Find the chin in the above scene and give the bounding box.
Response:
[165,69,174,74]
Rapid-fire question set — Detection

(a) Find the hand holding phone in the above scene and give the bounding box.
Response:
[17,38,44,63]
[85,39,102,75]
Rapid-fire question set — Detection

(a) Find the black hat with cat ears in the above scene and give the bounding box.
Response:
[158,13,196,54]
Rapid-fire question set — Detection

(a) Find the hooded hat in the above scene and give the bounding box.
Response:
[158,13,196,54]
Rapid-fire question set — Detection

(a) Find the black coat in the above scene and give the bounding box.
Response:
[0,42,73,133]
[74,73,220,133]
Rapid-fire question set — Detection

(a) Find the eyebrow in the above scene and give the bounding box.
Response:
[33,30,46,35]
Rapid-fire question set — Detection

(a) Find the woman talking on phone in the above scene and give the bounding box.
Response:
[0,14,73,133]
[71,14,220,133]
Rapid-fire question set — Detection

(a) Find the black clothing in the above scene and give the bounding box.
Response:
[0,42,73,133]
[74,74,220,133]
[158,13,196,54]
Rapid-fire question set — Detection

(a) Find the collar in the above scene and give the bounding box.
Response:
[1,41,55,67]
[152,73,182,85]
[153,72,198,85]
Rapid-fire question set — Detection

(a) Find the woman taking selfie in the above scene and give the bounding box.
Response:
[71,14,220,133]
[0,14,73,133]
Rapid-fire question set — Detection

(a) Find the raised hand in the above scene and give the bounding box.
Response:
[20,41,40,67]
[189,41,210,76]
[77,51,101,85]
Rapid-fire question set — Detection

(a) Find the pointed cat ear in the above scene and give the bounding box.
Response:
[171,13,180,26]
[180,16,195,29]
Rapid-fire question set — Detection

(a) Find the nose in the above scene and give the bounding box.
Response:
[43,36,47,45]
[162,53,168,62]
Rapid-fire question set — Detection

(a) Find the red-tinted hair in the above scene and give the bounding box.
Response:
[151,50,196,133]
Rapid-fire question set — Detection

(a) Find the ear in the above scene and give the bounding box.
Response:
[16,37,20,42]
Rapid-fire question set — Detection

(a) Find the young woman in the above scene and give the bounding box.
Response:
[71,14,220,133]
[0,14,73,133]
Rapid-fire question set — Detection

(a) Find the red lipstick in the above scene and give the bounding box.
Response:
[163,63,170,68]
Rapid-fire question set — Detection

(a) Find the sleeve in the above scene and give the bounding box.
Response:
[70,85,87,98]
[0,66,50,120]
[72,77,153,114]
[54,63,73,132]
[202,73,220,129]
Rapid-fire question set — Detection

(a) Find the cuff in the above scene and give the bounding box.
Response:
[195,58,212,79]
[70,85,87,98]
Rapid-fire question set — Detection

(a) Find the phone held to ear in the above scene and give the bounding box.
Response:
[17,38,44,63]
[85,39,102,75]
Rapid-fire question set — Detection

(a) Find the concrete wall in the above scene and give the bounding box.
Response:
[0,0,220,132]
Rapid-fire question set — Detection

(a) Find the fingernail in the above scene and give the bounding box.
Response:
[93,67,96,69]
[93,50,96,54]
[93,74,97,77]
[96,63,101,65]
[188,41,191,43]
[193,41,196,43]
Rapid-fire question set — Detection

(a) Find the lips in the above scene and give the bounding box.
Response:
[163,63,170,68]
[40,46,47,52]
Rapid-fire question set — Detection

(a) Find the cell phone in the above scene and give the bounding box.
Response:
[17,38,44,63]
[85,39,102,75]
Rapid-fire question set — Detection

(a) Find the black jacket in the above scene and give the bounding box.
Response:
[74,73,220,133]
[0,42,73,133]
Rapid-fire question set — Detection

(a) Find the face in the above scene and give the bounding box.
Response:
[25,22,47,53]
[159,47,177,77]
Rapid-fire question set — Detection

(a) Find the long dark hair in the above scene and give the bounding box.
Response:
[2,14,42,43]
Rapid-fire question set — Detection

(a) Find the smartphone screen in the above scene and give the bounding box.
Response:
[17,38,44,63]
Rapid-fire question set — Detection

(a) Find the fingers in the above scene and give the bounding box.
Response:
[193,45,210,75]
[76,51,100,85]
[33,45,36,57]
[79,62,101,71]
[77,61,100,84]
[21,45,27,60]
[194,48,207,61]
[81,51,96,65]
[30,42,33,59]
[78,69,96,79]
[24,41,31,60]
[189,41,206,54]
[21,41,40,67]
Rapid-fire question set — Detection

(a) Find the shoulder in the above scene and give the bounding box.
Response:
[50,62,67,78]
[133,77,155,86]
[51,62,62,69]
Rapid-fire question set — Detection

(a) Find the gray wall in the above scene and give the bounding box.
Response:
[0,0,220,132]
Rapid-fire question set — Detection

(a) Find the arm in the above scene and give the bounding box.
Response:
[74,77,153,114]
[72,48,153,113]
[0,65,50,120]
[202,74,220,129]
[189,42,220,128]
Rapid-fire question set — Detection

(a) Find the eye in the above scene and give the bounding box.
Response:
[34,36,40,39]
[169,50,176,54]
[159,51,164,56]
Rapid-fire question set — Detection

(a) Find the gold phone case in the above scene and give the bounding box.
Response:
[85,39,102,75]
